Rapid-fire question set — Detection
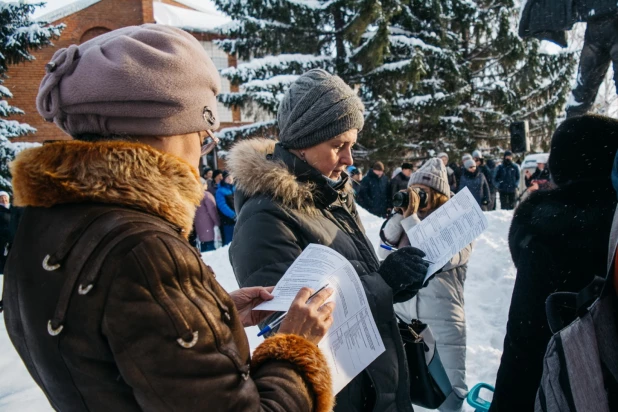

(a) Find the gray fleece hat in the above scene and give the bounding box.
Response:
[277,69,364,149]
[408,158,450,196]
[36,24,221,138]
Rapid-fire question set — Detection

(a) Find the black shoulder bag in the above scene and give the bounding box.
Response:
[398,316,453,409]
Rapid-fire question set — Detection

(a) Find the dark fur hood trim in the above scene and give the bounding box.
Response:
[509,181,617,252]
[227,138,352,216]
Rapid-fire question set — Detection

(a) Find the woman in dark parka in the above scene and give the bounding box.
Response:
[229,69,430,412]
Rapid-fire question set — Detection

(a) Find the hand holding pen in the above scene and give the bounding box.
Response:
[262,285,336,345]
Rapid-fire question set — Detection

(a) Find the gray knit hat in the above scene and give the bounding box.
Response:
[464,158,476,168]
[36,24,221,138]
[408,158,450,196]
[277,69,364,149]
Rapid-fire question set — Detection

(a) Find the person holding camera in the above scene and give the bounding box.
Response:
[379,158,473,412]
[459,158,491,210]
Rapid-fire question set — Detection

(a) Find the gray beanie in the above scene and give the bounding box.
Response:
[277,69,364,149]
[36,24,221,138]
[464,158,476,168]
[408,158,450,196]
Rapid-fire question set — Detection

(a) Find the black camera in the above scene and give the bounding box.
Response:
[392,188,428,209]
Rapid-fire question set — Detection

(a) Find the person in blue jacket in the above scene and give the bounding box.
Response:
[216,171,236,245]
[494,151,520,210]
[459,158,491,210]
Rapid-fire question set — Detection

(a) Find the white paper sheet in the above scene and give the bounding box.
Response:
[253,244,385,394]
[406,187,489,279]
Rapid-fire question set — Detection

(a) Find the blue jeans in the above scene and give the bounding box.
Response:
[200,241,215,252]
[222,224,235,246]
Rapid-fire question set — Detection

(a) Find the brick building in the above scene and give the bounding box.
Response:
[5,0,246,168]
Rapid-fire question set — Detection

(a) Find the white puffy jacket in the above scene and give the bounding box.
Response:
[379,213,473,412]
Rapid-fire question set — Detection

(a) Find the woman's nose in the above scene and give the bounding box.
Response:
[340,148,353,166]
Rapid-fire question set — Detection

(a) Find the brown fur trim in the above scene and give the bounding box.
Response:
[227,139,322,216]
[10,140,203,237]
[252,333,334,412]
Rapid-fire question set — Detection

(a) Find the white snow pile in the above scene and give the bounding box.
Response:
[153,2,231,33]
[0,208,516,411]
[28,0,102,22]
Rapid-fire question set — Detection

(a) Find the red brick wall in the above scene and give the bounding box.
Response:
[5,0,148,141]
[5,0,240,143]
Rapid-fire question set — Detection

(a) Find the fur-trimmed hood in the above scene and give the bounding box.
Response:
[10,140,203,236]
[227,138,350,215]
[509,181,617,262]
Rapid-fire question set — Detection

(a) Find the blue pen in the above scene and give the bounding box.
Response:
[380,244,434,264]
[380,244,398,252]
[257,283,330,337]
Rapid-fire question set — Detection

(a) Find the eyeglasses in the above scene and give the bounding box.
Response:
[201,129,219,156]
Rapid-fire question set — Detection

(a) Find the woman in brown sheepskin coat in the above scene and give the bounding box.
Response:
[3,25,335,412]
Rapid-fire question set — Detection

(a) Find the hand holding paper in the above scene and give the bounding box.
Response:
[277,286,336,344]
[254,244,385,394]
[405,187,489,280]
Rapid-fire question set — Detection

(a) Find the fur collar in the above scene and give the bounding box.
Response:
[510,181,617,253]
[10,140,203,236]
[227,138,350,216]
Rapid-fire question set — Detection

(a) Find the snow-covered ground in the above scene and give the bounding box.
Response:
[0,208,516,411]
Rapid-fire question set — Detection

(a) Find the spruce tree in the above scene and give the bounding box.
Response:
[213,0,380,148]
[357,0,576,159]
[0,2,63,192]
[214,0,575,160]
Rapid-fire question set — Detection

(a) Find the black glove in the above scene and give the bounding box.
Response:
[378,247,429,303]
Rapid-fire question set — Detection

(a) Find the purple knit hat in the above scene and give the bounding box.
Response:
[36,24,221,138]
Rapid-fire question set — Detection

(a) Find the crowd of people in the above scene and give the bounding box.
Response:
[1,23,618,412]
[350,148,527,219]
[193,167,237,251]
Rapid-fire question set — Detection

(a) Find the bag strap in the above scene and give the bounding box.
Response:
[575,276,606,315]
[545,276,606,334]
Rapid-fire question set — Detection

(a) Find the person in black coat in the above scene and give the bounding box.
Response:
[490,114,618,412]
[486,159,498,210]
[358,161,390,217]
[438,153,458,193]
[389,162,413,201]
[0,191,11,273]
[473,150,495,209]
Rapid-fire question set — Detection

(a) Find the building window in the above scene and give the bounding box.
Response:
[200,41,233,123]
